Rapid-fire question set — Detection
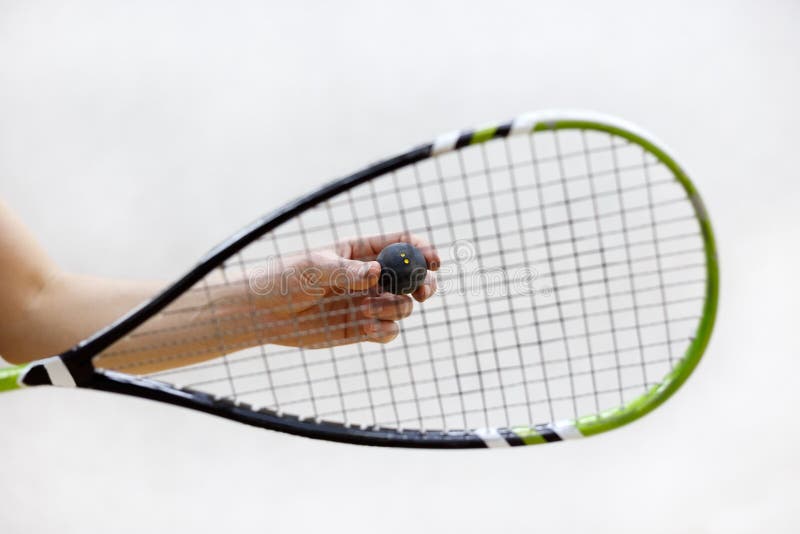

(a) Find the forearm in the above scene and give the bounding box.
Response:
[0,199,246,369]
[1,271,160,364]
[0,200,160,364]
[4,268,258,373]
[96,279,257,374]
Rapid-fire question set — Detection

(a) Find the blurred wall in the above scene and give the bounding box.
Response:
[1,1,798,533]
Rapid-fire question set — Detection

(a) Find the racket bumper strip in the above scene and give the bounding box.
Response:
[507,422,584,445]
[432,121,514,156]
[431,130,460,156]
[550,421,583,440]
[510,113,540,135]
[536,426,563,443]
[474,428,511,448]
[89,371,499,448]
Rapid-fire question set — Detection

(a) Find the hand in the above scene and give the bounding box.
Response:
[96,233,440,374]
[246,232,440,348]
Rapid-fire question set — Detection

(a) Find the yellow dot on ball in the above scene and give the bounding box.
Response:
[403,258,410,264]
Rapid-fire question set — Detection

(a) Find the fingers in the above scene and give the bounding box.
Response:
[359,293,414,344]
[361,319,400,344]
[348,232,441,271]
[361,293,413,321]
[412,271,437,302]
[301,253,381,292]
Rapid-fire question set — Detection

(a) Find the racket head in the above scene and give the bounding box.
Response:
[57,110,718,447]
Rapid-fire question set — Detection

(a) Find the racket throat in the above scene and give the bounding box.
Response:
[21,354,91,387]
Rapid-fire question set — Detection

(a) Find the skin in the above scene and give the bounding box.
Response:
[0,200,439,374]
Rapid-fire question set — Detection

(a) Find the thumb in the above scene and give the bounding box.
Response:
[318,256,380,292]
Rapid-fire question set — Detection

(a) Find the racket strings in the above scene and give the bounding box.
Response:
[98,234,703,354]
[97,258,704,392]
[145,181,693,311]
[97,128,707,431]
[177,315,700,393]
[227,352,678,425]
[237,177,686,258]
[112,290,703,380]
[323,139,632,210]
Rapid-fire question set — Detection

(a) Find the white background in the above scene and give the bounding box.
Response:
[1,1,798,532]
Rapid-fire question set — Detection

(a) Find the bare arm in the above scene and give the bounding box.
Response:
[0,201,439,373]
[0,200,161,364]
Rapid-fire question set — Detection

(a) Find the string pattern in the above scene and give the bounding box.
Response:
[97,128,707,432]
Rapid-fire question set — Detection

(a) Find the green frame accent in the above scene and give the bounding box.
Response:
[470,126,499,145]
[0,364,27,392]
[509,118,719,442]
[511,426,548,445]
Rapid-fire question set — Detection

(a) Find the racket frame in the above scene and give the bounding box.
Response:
[0,110,719,448]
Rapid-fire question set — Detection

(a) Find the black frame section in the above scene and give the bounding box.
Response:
[88,371,490,448]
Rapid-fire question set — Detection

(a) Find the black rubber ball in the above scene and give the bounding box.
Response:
[376,243,428,295]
